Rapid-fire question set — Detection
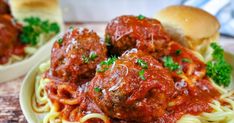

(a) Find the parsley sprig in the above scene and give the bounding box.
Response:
[20,17,60,46]
[206,43,232,87]
[162,56,180,71]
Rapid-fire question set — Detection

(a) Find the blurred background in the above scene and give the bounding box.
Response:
[60,0,234,37]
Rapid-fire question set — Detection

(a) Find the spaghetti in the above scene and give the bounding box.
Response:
[32,60,234,123]
[31,15,234,123]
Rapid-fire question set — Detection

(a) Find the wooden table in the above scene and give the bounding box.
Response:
[0,23,234,123]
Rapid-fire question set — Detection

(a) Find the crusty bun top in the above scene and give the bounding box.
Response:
[9,0,64,31]
[155,5,220,40]
[9,0,59,12]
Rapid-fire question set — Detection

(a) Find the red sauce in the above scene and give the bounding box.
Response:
[159,42,220,122]
[0,15,25,64]
[105,15,170,55]
[45,15,221,123]
[0,0,10,15]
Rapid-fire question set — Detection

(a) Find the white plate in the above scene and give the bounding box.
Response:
[0,27,65,83]
[20,46,234,123]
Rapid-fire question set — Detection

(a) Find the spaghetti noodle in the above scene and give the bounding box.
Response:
[31,15,234,123]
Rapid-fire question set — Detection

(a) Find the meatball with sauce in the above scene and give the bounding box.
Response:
[0,15,22,64]
[0,0,10,15]
[50,27,107,83]
[88,49,175,122]
[105,15,170,55]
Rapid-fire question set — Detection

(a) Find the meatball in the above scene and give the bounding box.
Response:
[50,27,107,83]
[105,15,170,55]
[0,0,10,15]
[88,49,175,122]
[0,15,21,64]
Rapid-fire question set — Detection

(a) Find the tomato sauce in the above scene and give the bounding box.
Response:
[158,42,221,122]
[0,14,25,64]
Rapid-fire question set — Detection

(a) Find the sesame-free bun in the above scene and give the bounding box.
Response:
[9,0,64,30]
[155,5,220,59]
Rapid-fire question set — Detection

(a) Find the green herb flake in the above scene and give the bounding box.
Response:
[175,50,182,55]
[137,59,148,69]
[100,56,117,66]
[96,56,117,73]
[20,17,60,46]
[105,34,111,46]
[162,56,180,71]
[82,55,89,64]
[89,52,98,61]
[182,58,191,63]
[57,38,63,45]
[94,87,102,92]
[206,43,232,87]
[138,14,145,20]
[176,70,183,74]
[139,69,146,80]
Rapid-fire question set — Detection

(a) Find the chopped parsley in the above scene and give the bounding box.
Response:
[100,56,117,66]
[97,56,117,72]
[82,52,98,64]
[89,52,98,61]
[138,14,145,20]
[162,56,180,71]
[105,34,111,46]
[20,17,60,46]
[176,70,183,74]
[175,50,182,55]
[94,87,102,92]
[139,69,146,80]
[182,58,191,63]
[137,59,148,69]
[82,55,89,63]
[206,43,232,87]
[57,38,63,45]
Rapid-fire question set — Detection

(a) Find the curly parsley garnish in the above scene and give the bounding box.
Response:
[206,43,232,87]
[162,56,180,71]
[20,17,60,46]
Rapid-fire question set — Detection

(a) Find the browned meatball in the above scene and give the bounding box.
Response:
[50,27,107,83]
[0,15,22,64]
[105,15,170,55]
[88,49,175,122]
[0,0,10,15]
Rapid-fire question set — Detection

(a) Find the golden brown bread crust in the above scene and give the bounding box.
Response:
[9,0,59,12]
[154,5,220,58]
[9,0,64,30]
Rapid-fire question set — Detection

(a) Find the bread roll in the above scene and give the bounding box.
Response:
[9,0,64,30]
[155,5,220,60]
